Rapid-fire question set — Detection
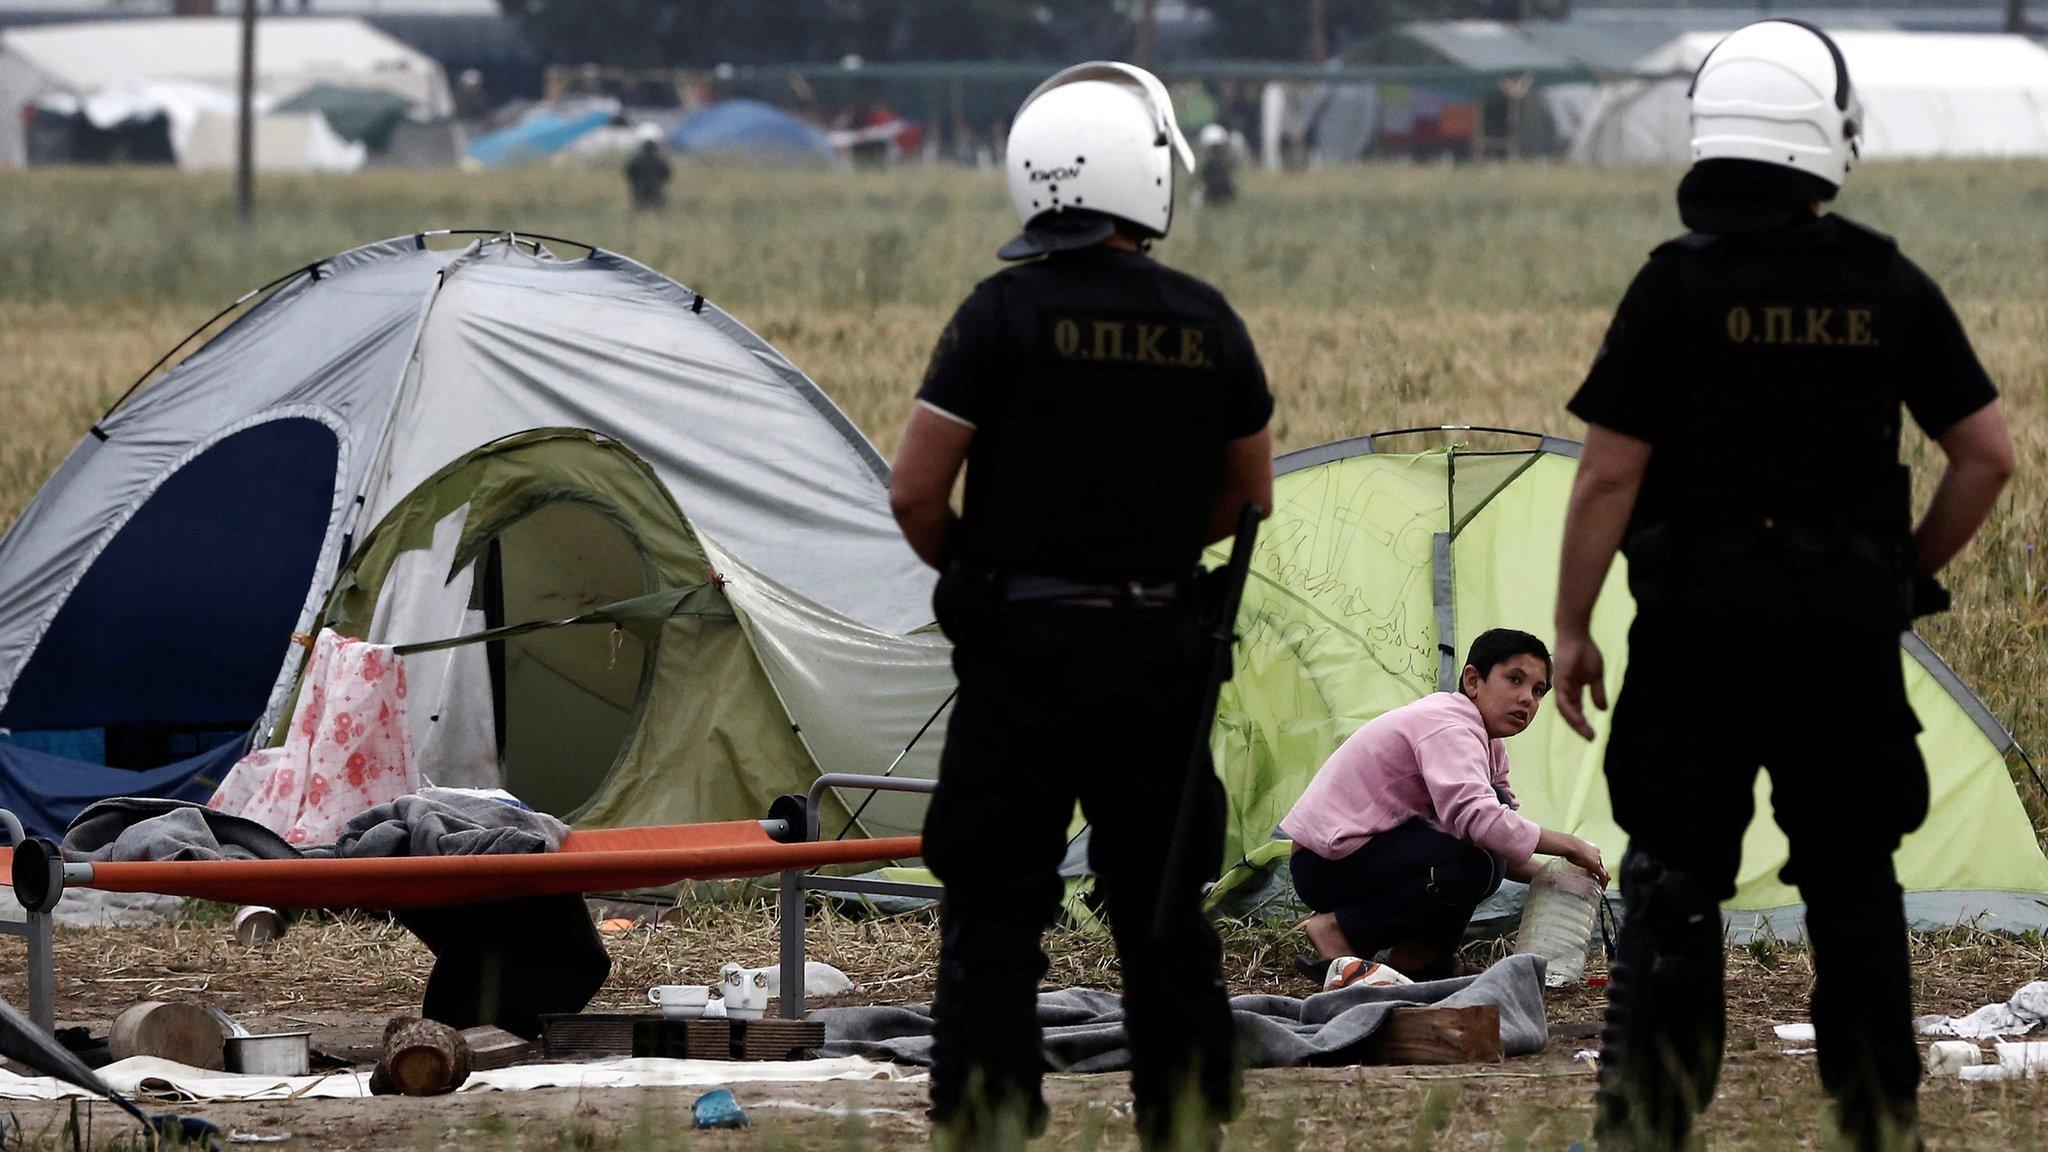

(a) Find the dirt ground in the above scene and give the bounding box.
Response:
[4,908,2047,1150]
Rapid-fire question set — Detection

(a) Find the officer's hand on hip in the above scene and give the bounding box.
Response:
[1552,631,1608,742]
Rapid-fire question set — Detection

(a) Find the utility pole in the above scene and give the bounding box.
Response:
[1135,0,1158,71]
[236,0,257,223]
[2007,0,2029,34]
[1306,0,1328,62]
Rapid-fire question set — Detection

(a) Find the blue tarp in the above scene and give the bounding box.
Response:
[0,737,238,841]
[670,100,831,161]
[466,107,616,167]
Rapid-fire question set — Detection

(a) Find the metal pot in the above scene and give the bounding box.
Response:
[225,1031,311,1077]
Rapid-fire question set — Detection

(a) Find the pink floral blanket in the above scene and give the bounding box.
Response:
[209,629,419,846]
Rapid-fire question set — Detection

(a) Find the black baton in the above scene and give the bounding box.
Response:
[1150,503,1262,943]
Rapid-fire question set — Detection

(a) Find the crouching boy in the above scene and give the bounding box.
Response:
[1281,628,1608,986]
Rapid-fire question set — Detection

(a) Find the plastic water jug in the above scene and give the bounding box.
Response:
[1513,858,1604,987]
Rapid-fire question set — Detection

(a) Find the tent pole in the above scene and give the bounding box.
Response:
[1432,532,1457,692]
[2017,745,2048,811]
[833,688,956,840]
[94,266,311,428]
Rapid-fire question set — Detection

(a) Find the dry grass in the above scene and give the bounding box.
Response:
[2,162,2041,773]
[5,906,2048,1150]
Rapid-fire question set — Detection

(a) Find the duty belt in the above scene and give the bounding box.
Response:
[1639,517,1907,569]
[1003,574,1186,607]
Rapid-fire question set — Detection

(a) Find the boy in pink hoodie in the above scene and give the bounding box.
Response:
[1280,629,1607,983]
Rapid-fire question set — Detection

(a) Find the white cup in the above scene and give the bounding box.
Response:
[647,984,710,1019]
[723,968,771,1019]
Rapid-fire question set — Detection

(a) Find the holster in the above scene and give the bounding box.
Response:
[932,560,1005,648]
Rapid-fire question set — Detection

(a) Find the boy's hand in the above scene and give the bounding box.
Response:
[1552,630,1608,741]
[1563,837,1610,888]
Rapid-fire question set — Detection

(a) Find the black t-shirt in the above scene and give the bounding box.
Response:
[917,245,1273,581]
[1567,213,1997,537]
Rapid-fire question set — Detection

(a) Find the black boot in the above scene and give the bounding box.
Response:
[1801,861,1922,1152]
[929,1069,1050,1152]
[1591,849,1726,1152]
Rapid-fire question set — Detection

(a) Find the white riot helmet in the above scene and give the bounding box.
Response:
[999,61,1195,260]
[1690,19,1863,188]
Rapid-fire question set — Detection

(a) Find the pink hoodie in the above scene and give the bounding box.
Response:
[1279,691,1541,864]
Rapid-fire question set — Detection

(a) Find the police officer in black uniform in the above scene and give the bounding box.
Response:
[889,62,1274,1152]
[1549,21,2015,1152]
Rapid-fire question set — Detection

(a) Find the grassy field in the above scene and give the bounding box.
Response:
[3,160,2044,779]
[1,161,2045,1149]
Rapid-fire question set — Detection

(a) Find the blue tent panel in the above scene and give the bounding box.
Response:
[466,107,615,166]
[670,100,831,160]
[0,417,339,738]
[0,737,238,841]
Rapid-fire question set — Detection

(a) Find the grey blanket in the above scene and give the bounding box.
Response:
[62,789,568,864]
[62,798,297,863]
[325,790,569,858]
[816,954,1549,1071]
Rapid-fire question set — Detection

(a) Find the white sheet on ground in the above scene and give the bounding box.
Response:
[1915,981,2048,1039]
[0,1055,917,1103]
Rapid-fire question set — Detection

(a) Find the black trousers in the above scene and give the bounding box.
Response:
[1598,609,1928,1148]
[922,598,1237,1142]
[1289,819,1505,965]
[395,894,612,1040]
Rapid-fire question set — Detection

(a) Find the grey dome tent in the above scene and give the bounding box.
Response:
[0,232,953,843]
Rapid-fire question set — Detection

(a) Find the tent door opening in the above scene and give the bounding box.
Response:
[474,500,655,818]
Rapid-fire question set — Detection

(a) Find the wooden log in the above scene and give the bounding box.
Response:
[459,1026,536,1071]
[1358,1005,1503,1066]
[108,1001,225,1070]
[371,1016,474,1096]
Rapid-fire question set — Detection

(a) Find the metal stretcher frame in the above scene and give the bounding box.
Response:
[1,773,941,1033]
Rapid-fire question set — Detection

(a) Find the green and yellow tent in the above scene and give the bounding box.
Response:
[1210,428,2048,934]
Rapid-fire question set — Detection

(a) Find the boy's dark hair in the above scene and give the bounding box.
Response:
[1464,628,1552,680]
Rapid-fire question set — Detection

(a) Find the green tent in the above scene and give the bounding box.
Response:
[1211,428,2048,934]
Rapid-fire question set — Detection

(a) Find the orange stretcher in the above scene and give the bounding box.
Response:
[1,773,941,1032]
[0,824,922,911]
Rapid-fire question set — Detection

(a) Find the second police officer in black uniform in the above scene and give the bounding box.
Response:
[889,63,1275,1152]
[1549,21,2016,1152]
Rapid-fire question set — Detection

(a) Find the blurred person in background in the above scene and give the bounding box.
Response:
[624,126,671,213]
[1195,123,1238,206]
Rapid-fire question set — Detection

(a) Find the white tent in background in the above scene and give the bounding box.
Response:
[1571,31,2048,166]
[180,111,367,174]
[0,17,452,167]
